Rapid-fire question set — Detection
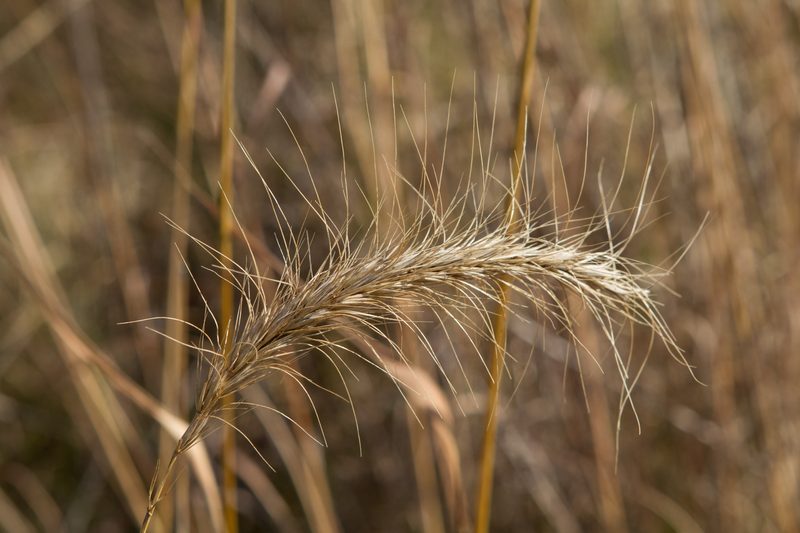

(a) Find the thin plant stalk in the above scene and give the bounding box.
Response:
[474,1,540,531]
[220,0,239,530]
[159,0,201,529]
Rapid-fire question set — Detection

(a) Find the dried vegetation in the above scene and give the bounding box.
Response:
[1,1,798,532]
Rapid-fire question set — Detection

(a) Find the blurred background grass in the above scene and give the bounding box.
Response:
[1,0,799,531]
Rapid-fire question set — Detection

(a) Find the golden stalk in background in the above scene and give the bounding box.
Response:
[10,1,799,530]
[159,0,201,529]
[474,1,540,531]
[219,0,239,530]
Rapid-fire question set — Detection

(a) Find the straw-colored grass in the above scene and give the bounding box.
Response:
[18,1,798,530]
[474,1,541,529]
[140,132,688,529]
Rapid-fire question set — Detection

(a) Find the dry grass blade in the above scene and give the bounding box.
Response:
[243,386,340,533]
[0,159,151,527]
[7,1,799,530]
[237,452,302,533]
[0,160,223,533]
[385,360,469,531]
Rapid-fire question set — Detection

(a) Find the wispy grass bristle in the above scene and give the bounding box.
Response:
[141,137,687,530]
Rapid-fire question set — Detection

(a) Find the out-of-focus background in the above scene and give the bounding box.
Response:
[1,1,799,531]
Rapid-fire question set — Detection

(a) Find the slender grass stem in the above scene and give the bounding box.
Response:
[159,0,201,528]
[220,0,239,530]
[474,1,541,531]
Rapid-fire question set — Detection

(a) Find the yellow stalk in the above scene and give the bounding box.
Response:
[474,1,540,531]
[159,0,201,529]
[220,0,238,530]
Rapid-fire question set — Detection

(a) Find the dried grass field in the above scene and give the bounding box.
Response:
[1,1,799,532]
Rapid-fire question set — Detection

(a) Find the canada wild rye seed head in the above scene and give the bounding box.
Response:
[139,109,693,531]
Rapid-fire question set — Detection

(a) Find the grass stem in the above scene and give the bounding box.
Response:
[474,1,540,531]
[220,0,239,530]
[159,0,201,528]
